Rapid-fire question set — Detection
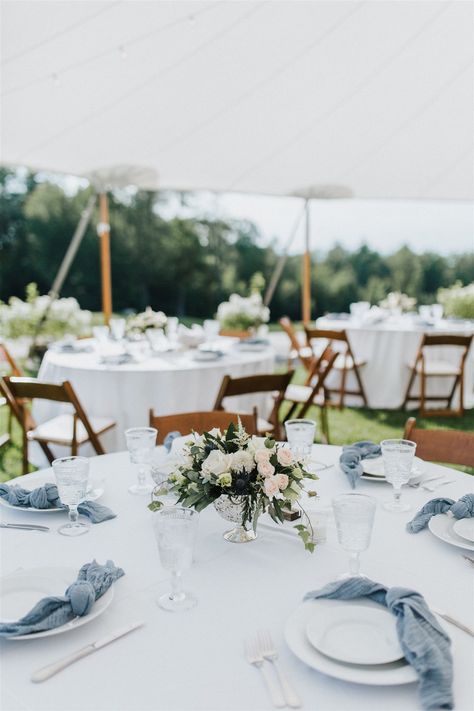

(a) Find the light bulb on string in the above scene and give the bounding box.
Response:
[119,45,128,61]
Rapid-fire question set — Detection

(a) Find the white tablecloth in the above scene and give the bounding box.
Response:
[34,339,275,454]
[1,446,473,711]
[316,317,474,409]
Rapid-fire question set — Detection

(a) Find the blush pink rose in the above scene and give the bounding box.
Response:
[277,448,293,467]
[264,476,281,500]
[257,460,275,478]
[276,473,289,490]
[255,449,271,464]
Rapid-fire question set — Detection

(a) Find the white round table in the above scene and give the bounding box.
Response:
[35,339,275,453]
[1,446,473,711]
[316,316,474,409]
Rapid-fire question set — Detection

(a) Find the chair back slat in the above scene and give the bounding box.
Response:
[403,417,474,468]
[5,377,71,403]
[149,409,258,443]
[304,327,348,344]
[279,317,315,371]
[422,334,472,348]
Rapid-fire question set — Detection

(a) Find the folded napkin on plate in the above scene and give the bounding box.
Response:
[304,577,453,711]
[339,441,381,488]
[0,482,116,523]
[407,493,474,533]
[0,560,124,638]
[163,431,181,452]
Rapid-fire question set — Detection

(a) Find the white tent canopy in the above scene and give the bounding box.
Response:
[1,0,473,200]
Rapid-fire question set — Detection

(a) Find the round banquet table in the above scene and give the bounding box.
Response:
[315,316,474,410]
[1,446,473,711]
[34,339,275,453]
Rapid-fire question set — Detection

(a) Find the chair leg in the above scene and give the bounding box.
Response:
[319,406,330,444]
[403,365,417,410]
[339,366,347,410]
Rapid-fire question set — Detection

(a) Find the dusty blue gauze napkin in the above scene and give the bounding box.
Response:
[304,577,453,711]
[163,431,181,452]
[0,560,124,638]
[339,441,381,488]
[407,493,474,533]
[0,482,116,523]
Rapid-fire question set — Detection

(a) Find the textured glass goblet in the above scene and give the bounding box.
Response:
[381,439,416,513]
[333,493,376,577]
[125,427,157,495]
[53,456,90,537]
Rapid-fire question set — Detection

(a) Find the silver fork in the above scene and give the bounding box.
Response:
[258,630,301,708]
[408,474,444,488]
[422,478,455,492]
[245,637,286,708]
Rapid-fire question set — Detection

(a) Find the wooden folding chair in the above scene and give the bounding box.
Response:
[214,371,294,440]
[403,417,474,468]
[0,343,22,451]
[3,376,116,475]
[304,327,368,408]
[283,347,339,443]
[403,334,472,417]
[149,409,258,443]
[279,317,315,374]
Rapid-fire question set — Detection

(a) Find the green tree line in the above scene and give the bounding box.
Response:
[1,168,473,319]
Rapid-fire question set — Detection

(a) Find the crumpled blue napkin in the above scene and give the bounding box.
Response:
[0,560,124,638]
[407,493,474,533]
[339,441,381,488]
[163,431,181,452]
[304,577,453,711]
[0,482,116,523]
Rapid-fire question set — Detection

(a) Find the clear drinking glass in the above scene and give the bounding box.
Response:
[109,317,126,341]
[203,319,220,343]
[92,325,109,344]
[381,439,416,512]
[125,427,157,495]
[52,456,90,537]
[152,507,199,612]
[146,328,168,352]
[165,317,179,345]
[333,493,376,577]
[285,419,316,466]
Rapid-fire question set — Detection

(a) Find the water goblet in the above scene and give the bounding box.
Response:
[381,439,416,512]
[203,319,220,344]
[125,427,157,495]
[92,325,109,344]
[165,317,179,345]
[152,507,199,612]
[284,419,316,467]
[109,317,126,341]
[52,456,90,537]
[332,493,376,577]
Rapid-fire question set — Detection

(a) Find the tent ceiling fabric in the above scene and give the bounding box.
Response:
[1,0,473,200]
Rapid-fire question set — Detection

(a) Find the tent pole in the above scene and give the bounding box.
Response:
[98,192,113,324]
[302,198,311,324]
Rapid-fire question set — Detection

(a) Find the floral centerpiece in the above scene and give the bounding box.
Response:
[149,422,318,551]
[379,291,416,313]
[216,293,270,333]
[127,306,167,335]
[437,282,474,320]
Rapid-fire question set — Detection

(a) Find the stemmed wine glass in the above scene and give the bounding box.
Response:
[284,419,327,471]
[52,456,90,537]
[125,427,157,495]
[332,493,376,577]
[152,507,199,612]
[381,439,416,512]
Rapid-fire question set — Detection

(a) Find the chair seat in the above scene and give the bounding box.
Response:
[413,360,461,376]
[257,417,274,434]
[284,384,325,406]
[28,414,115,445]
[333,354,366,370]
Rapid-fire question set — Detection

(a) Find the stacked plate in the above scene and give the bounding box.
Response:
[285,598,416,685]
[429,514,474,552]
[361,456,425,484]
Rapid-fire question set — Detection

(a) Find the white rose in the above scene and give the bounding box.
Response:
[255,449,270,465]
[258,460,275,478]
[264,476,283,501]
[277,448,293,467]
[202,449,230,477]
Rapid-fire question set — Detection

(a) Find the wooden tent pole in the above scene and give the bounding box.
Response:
[302,198,311,324]
[98,192,113,324]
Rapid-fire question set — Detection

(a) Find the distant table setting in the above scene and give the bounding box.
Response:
[316,310,474,409]
[1,433,473,711]
[34,329,274,452]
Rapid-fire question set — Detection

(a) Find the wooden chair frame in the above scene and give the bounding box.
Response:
[0,343,23,451]
[403,334,472,417]
[304,327,368,408]
[404,417,474,468]
[213,371,294,440]
[4,377,114,474]
[149,409,258,443]
[279,316,315,375]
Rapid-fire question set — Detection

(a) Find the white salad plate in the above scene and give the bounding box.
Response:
[285,599,416,686]
[191,350,222,362]
[0,566,113,640]
[361,456,425,483]
[428,514,474,552]
[305,601,403,665]
[0,486,104,514]
[452,518,474,543]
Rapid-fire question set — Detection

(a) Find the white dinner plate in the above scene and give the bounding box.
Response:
[191,350,222,361]
[452,518,474,543]
[362,456,425,478]
[428,514,474,552]
[0,486,104,514]
[0,566,114,640]
[305,601,403,665]
[285,599,417,686]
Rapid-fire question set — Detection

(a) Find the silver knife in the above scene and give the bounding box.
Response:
[432,608,474,637]
[31,621,144,682]
[0,522,49,532]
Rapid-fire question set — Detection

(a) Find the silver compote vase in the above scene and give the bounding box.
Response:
[213,495,257,543]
